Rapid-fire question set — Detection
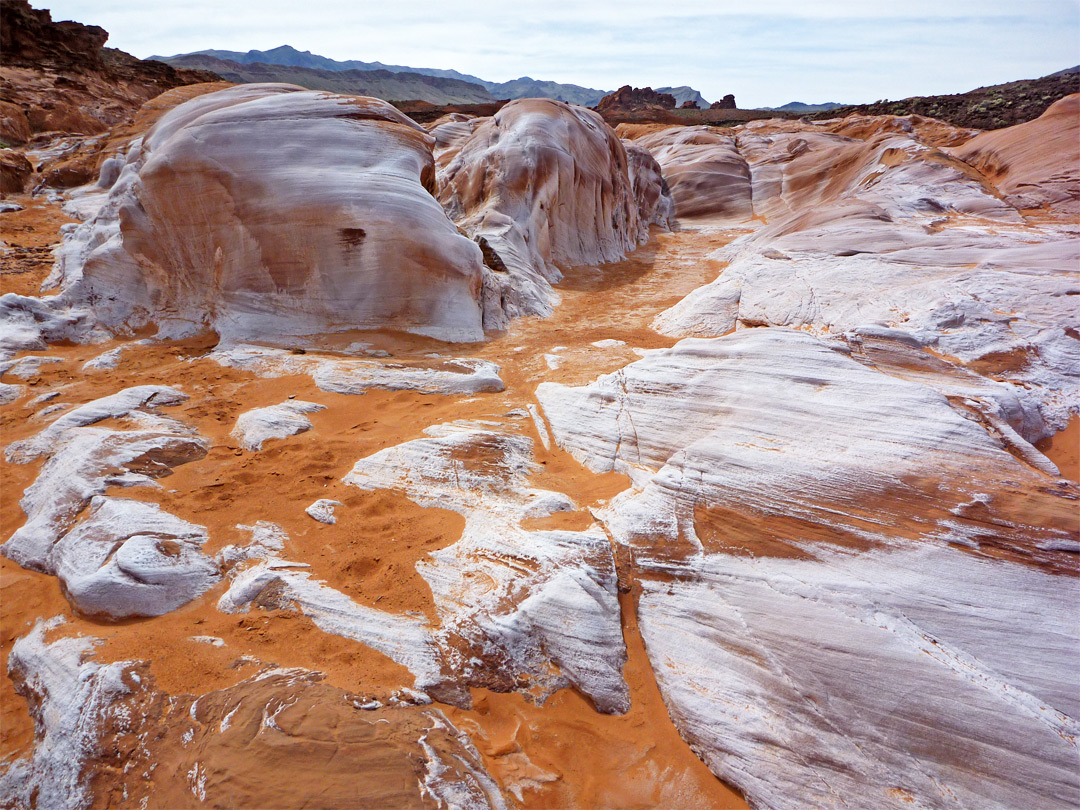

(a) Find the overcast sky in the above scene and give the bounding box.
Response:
[41,0,1079,107]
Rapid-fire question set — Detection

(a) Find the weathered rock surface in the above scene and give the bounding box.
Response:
[537,328,1079,809]
[3,40,1079,810]
[211,344,505,395]
[0,0,218,144]
[437,98,668,320]
[951,94,1080,213]
[1,619,507,810]
[51,497,218,618]
[2,386,208,608]
[53,83,498,343]
[345,421,630,713]
[646,103,1080,437]
[629,125,752,220]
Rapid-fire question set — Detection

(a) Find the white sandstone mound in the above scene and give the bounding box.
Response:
[52,83,499,343]
[437,98,671,320]
[231,399,326,451]
[626,125,752,221]
[3,386,207,574]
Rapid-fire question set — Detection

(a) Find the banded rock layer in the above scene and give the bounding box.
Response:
[54,84,495,343]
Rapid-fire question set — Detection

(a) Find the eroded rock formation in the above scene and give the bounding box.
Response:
[0,0,218,144]
[1,19,1077,808]
[436,98,672,319]
[54,84,497,343]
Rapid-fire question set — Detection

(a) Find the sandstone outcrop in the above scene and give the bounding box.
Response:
[628,125,752,220]
[593,85,681,124]
[437,98,671,319]
[53,84,499,343]
[536,328,1079,810]
[951,94,1080,212]
[0,0,219,143]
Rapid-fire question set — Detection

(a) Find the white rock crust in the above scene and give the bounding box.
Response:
[51,497,219,618]
[345,420,630,713]
[304,499,341,524]
[211,344,505,396]
[216,522,446,695]
[3,387,207,575]
[0,618,135,810]
[231,399,326,451]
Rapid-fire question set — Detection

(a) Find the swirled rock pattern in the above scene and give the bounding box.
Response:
[437,98,671,319]
[53,84,496,343]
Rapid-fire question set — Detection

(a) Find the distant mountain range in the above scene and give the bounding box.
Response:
[151,45,610,106]
[158,53,495,105]
[763,101,845,112]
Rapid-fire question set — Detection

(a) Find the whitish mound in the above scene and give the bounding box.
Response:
[231,399,325,451]
[54,83,497,343]
[627,125,752,221]
[51,497,218,618]
[437,98,668,319]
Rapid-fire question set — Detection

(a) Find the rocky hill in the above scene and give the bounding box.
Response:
[766,101,845,112]
[0,0,217,146]
[162,53,495,105]
[810,67,1079,128]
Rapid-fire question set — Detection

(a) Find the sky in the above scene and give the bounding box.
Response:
[40,0,1080,107]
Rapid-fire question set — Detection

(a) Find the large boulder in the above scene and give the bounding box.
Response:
[628,125,752,221]
[56,83,498,343]
[437,98,664,319]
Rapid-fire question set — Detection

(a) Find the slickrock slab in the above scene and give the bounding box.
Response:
[647,101,1080,435]
[211,344,505,395]
[50,84,498,343]
[637,545,1079,810]
[536,328,1079,809]
[345,421,630,713]
[230,399,325,451]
